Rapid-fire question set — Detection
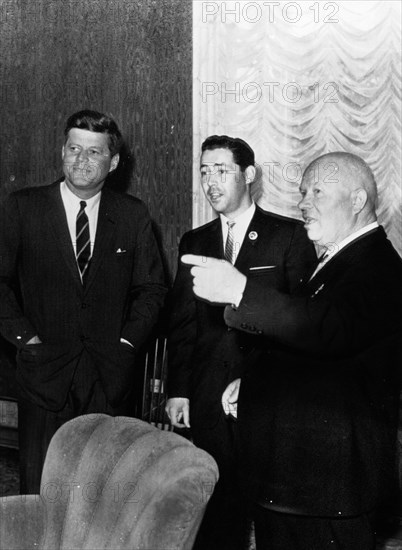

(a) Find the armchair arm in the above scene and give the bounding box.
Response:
[0,495,46,550]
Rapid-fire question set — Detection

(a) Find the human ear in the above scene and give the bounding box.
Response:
[109,153,120,172]
[352,188,367,214]
[244,165,256,185]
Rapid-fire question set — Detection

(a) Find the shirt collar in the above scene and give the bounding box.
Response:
[325,221,379,261]
[220,202,256,229]
[60,180,102,211]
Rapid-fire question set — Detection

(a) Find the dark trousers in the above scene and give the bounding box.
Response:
[18,351,134,494]
[254,505,376,550]
[191,415,249,550]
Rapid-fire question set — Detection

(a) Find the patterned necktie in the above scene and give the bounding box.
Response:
[225,221,236,264]
[76,201,91,282]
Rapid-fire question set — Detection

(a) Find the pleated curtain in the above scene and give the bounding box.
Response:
[193,0,402,256]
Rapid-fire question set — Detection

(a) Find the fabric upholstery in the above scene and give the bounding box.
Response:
[0,414,219,550]
[0,496,45,550]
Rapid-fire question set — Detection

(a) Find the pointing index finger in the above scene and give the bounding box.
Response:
[181,254,209,267]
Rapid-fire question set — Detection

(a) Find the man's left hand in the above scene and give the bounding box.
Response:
[181,254,247,305]
[222,378,241,419]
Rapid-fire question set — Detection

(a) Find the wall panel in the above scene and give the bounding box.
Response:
[0,0,192,278]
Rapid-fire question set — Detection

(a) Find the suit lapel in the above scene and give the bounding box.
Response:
[84,188,117,294]
[303,227,385,297]
[235,207,272,272]
[46,182,83,289]
[45,182,118,293]
[203,219,224,259]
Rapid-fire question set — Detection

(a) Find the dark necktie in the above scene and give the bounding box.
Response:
[225,221,236,264]
[76,201,91,282]
[317,252,329,264]
[308,252,329,282]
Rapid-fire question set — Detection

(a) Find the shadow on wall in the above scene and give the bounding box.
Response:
[106,141,134,195]
[106,143,173,288]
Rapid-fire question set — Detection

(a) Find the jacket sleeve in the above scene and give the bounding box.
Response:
[224,257,402,357]
[166,233,197,398]
[0,194,37,347]
[119,203,167,350]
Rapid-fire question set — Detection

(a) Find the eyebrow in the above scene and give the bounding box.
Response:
[67,142,104,151]
[200,163,238,171]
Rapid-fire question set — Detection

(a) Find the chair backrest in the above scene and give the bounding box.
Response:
[140,336,171,430]
[39,414,218,550]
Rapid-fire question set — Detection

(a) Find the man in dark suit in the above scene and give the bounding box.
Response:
[183,152,402,550]
[166,135,316,549]
[0,110,166,494]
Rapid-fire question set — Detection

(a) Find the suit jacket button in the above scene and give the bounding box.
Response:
[81,303,88,309]
[256,330,263,335]
[241,323,247,329]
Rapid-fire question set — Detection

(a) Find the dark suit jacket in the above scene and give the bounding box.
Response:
[0,181,166,410]
[225,226,402,516]
[167,205,316,430]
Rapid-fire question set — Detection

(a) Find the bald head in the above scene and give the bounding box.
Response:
[304,152,377,212]
[299,152,378,249]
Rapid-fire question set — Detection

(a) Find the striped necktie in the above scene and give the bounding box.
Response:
[225,221,236,264]
[76,201,91,283]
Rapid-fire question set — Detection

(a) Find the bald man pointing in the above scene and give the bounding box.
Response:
[182,152,402,550]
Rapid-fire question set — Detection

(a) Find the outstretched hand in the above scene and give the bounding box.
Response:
[181,254,247,305]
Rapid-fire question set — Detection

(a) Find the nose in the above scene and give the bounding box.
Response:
[77,149,89,163]
[298,193,311,212]
[205,171,220,188]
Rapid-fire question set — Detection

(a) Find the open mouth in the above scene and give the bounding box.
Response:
[303,217,316,225]
[209,193,223,201]
[72,164,96,176]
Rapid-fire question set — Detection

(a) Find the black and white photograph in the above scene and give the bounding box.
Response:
[0,1,401,549]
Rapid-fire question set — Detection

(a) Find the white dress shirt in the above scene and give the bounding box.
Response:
[220,202,256,264]
[59,180,101,256]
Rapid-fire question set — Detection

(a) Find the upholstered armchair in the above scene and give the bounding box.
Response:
[0,414,219,550]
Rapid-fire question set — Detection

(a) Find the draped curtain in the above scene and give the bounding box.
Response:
[193,0,402,255]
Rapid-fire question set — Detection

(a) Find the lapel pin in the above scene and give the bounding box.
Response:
[248,231,258,241]
[311,283,325,297]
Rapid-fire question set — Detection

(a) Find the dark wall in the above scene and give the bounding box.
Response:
[0,0,192,278]
[0,0,192,395]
